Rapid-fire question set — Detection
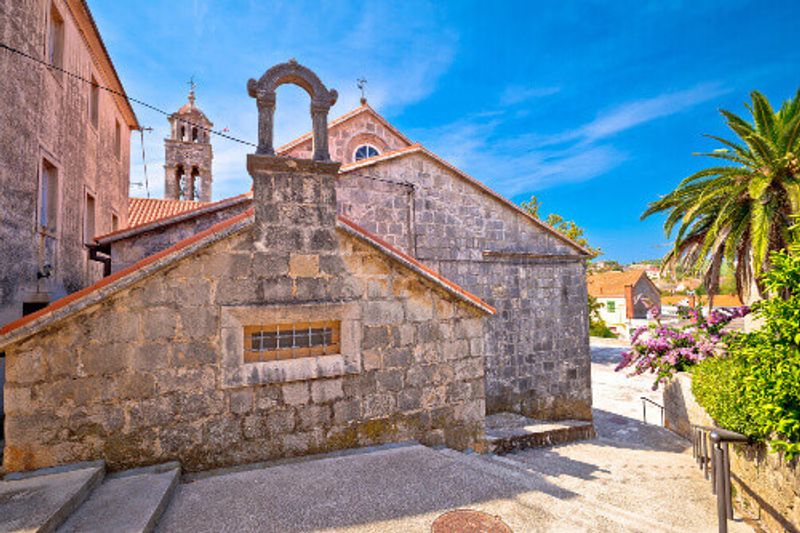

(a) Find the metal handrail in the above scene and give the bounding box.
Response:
[640,396,664,426]
[691,424,750,533]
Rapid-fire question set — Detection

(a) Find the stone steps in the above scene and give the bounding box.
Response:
[57,462,180,533]
[0,462,105,533]
[0,461,180,533]
[484,412,596,454]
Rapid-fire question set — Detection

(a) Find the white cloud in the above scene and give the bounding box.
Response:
[500,85,561,106]
[415,82,727,197]
[579,83,727,141]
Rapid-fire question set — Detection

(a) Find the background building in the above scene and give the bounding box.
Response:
[0,0,139,327]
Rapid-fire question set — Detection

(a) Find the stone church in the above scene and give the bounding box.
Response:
[0,60,592,473]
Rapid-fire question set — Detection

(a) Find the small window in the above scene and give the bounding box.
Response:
[90,76,99,128]
[39,158,59,233]
[84,193,96,243]
[111,213,119,231]
[354,145,380,161]
[114,119,121,157]
[244,321,340,363]
[606,301,616,313]
[47,4,64,69]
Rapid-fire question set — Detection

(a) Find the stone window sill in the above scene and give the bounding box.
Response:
[220,302,361,389]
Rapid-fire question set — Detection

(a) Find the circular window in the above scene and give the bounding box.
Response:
[354,144,380,161]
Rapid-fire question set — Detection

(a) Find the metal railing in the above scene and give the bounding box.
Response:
[691,425,750,533]
[640,396,664,426]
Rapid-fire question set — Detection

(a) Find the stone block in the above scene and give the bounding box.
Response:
[405,294,434,322]
[362,350,382,371]
[297,404,331,431]
[265,408,296,435]
[362,301,404,326]
[333,399,361,424]
[142,307,177,339]
[289,253,320,278]
[6,348,46,385]
[132,343,170,371]
[376,369,404,392]
[311,378,344,403]
[282,382,310,405]
[81,343,131,376]
[179,308,218,340]
[229,389,254,414]
[363,394,395,419]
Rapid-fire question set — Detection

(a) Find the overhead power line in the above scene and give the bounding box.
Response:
[0,42,257,148]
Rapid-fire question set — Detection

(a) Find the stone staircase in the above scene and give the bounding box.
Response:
[0,461,179,533]
[484,412,596,454]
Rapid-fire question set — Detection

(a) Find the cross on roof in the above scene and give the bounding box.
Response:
[357,77,367,104]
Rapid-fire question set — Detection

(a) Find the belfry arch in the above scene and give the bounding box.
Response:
[247,59,338,161]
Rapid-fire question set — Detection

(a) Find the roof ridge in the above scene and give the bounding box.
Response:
[339,144,593,256]
[276,103,414,154]
[337,215,495,315]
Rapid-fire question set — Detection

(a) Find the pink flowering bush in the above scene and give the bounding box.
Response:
[615,305,750,389]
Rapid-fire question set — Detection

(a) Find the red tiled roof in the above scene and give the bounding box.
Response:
[661,294,743,307]
[96,193,252,243]
[587,269,650,297]
[128,197,212,228]
[0,209,493,344]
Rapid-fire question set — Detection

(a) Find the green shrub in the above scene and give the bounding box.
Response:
[589,321,616,338]
[692,251,800,459]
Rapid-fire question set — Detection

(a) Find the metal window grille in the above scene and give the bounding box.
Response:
[244,321,340,362]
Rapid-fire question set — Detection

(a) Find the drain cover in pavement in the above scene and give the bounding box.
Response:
[431,509,512,533]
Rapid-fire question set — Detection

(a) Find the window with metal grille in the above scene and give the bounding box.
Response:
[244,321,340,362]
[354,144,379,161]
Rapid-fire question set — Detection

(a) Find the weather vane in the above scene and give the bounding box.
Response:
[357,77,367,105]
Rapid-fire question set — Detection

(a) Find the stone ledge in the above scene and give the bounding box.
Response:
[484,412,596,455]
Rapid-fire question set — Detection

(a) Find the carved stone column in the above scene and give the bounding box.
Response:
[311,100,330,161]
[256,92,276,156]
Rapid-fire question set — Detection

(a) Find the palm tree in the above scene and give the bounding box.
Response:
[643,90,800,304]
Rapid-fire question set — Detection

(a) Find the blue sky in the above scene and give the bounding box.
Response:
[92,0,799,263]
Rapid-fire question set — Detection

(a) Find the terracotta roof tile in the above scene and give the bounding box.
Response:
[587,270,650,297]
[97,193,252,243]
[128,197,213,228]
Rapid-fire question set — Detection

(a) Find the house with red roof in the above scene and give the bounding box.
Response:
[587,269,661,337]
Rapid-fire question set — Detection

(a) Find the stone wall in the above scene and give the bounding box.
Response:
[107,201,251,273]
[2,155,487,473]
[338,154,592,420]
[0,0,133,327]
[664,374,800,532]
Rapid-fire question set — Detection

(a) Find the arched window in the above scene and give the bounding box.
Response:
[179,126,186,141]
[354,144,379,161]
[192,127,198,142]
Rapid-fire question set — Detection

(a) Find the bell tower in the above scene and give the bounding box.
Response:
[164,82,213,201]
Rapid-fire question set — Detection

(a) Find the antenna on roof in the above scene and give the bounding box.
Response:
[357,77,367,105]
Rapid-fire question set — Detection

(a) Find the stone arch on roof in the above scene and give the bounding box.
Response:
[247,60,338,161]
